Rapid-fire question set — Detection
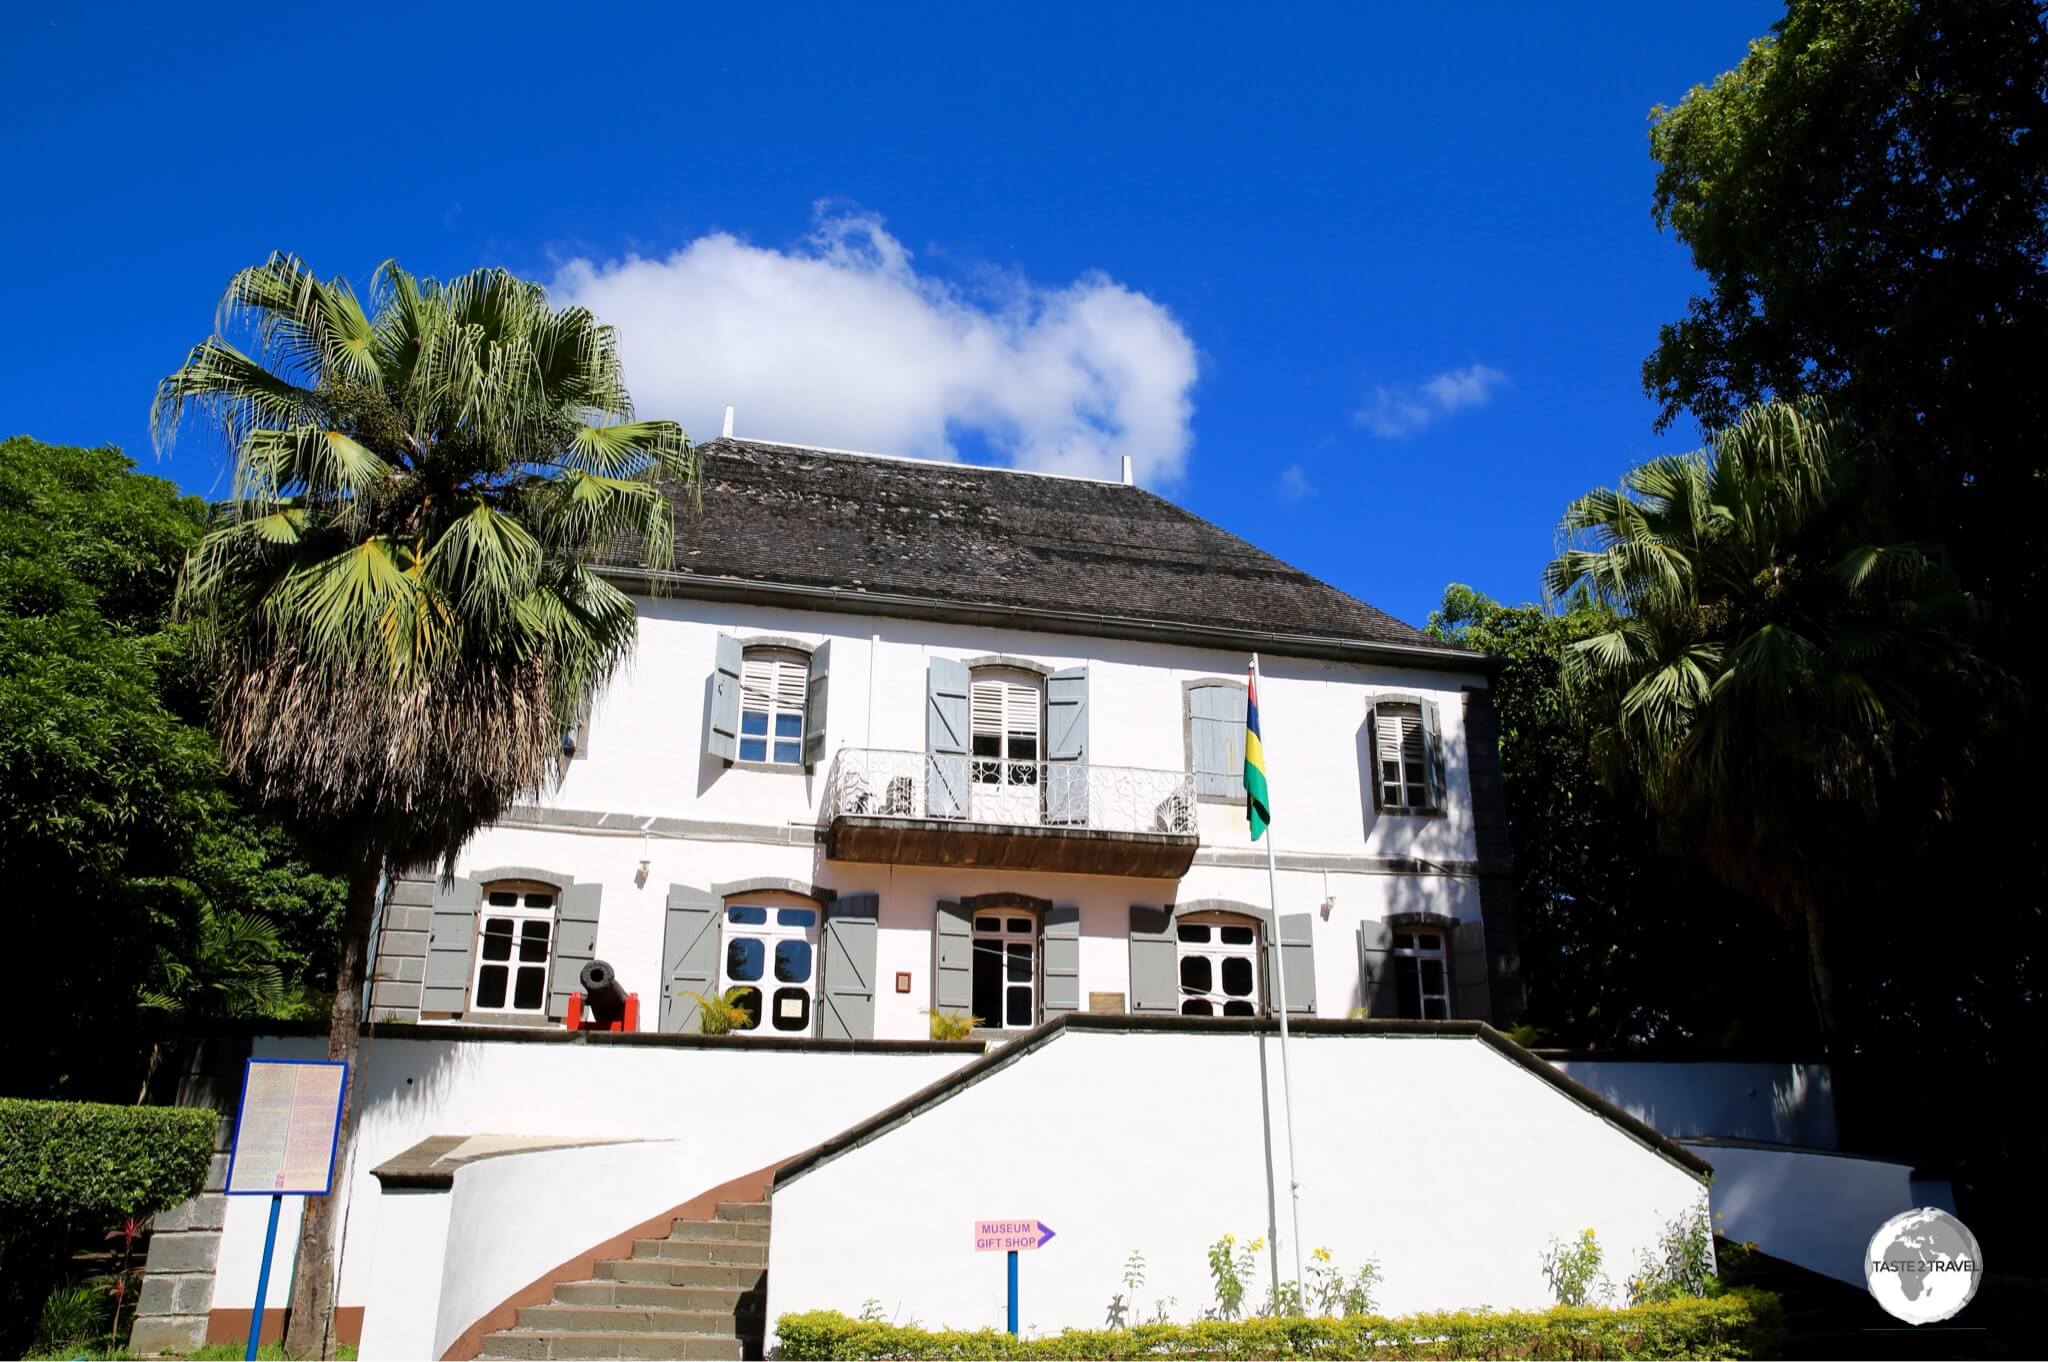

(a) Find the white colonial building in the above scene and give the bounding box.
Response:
[365,436,1524,1042]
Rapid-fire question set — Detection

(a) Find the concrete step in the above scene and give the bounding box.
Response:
[631,1238,769,1266]
[595,1259,767,1295]
[479,1327,742,1360]
[669,1218,771,1244]
[554,1280,765,1318]
[515,1305,750,1337]
[713,1201,771,1223]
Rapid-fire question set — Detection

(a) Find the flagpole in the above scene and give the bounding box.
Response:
[1253,653,1307,1313]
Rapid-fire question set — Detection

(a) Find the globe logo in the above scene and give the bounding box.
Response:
[1864,1208,1982,1324]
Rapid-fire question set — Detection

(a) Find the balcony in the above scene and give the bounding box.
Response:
[822,748,1199,878]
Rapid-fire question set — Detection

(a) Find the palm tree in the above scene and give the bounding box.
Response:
[1543,399,1974,1051]
[153,254,692,1357]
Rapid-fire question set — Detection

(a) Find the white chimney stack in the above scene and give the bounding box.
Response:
[721,405,735,438]
[1120,455,1134,485]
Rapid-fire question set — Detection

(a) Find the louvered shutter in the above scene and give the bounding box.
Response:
[1046,667,1088,826]
[821,893,879,1039]
[1365,705,1383,812]
[1452,918,1492,1024]
[1421,698,1446,811]
[934,899,973,1012]
[1265,912,1316,1016]
[660,884,721,1032]
[1128,905,1179,1014]
[926,658,970,818]
[1190,685,1245,798]
[804,642,832,767]
[1357,920,1399,1019]
[707,633,742,762]
[548,882,602,1021]
[421,878,481,1013]
[1042,904,1081,1016]
[1373,702,1428,811]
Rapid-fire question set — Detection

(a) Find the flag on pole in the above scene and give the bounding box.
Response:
[1245,661,1271,841]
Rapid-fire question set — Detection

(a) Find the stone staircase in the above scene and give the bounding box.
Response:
[479,1200,770,1361]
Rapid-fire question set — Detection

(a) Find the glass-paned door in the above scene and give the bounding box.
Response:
[970,911,1037,1029]
[720,903,820,1032]
[1176,914,1261,1016]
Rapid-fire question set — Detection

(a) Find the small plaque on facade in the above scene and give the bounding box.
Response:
[1088,992,1127,1014]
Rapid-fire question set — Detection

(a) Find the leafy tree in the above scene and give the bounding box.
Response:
[153,254,693,1356]
[1543,401,1978,1049]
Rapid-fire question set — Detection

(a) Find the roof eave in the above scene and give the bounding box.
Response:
[600,565,1495,673]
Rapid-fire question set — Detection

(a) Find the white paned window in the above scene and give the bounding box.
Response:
[740,649,807,765]
[971,910,1037,1029]
[1392,928,1451,1019]
[473,883,555,1014]
[720,901,820,1033]
[1375,701,1429,811]
[971,673,1041,787]
[1176,913,1262,1017]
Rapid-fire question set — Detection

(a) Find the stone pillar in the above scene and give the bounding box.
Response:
[128,1117,230,1353]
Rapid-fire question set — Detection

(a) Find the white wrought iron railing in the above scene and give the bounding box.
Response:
[824,747,1198,836]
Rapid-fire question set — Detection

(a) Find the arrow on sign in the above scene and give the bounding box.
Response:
[1034,1221,1056,1247]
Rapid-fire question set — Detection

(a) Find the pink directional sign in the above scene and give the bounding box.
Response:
[976,1218,1056,1252]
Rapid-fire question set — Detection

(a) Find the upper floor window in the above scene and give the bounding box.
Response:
[1177,912,1261,1017]
[1186,681,1247,801]
[740,648,808,765]
[971,671,1042,787]
[1370,697,1444,814]
[1391,928,1451,1019]
[474,882,556,1014]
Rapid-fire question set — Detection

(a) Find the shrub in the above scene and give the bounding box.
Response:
[687,988,758,1036]
[0,1099,216,1225]
[1540,1227,1611,1306]
[777,1289,1784,1360]
[926,1009,978,1041]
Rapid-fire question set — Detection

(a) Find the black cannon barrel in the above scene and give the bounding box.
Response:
[579,958,629,1018]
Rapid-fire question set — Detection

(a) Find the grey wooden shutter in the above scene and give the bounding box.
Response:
[1364,705,1384,813]
[1357,919,1399,1019]
[1128,905,1179,1014]
[925,657,970,818]
[803,641,832,768]
[1045,666,1089,824]
[1042,904,1081,1017]
[1421,699,1446,810]
[1190,685,1245,798]
[421,877,482,1013]
[548,881,602,1021]
[707,633,742,763]
[1452,918,1492,1024]
[821,893,879,1040]
[1265,912,1316,1016]
[660,884,722,1032]
[934,899,973,1013]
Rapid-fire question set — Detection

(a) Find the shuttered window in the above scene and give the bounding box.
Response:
[970,673,1041,787]
[1176,913,1262,1017]
[1187,683,1246,799]
[473,883,556,1014]
[1391,928,1451,1019]
[719,901,819,1034]
[1375,701,1429,811]
[740,649,808,765]
[971,911,1038,1029]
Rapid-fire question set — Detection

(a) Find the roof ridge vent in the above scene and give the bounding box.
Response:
[1120,455,1133,486]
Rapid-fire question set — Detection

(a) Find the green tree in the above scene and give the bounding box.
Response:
[153,254,693,1356]
[1542,400,1978,1049]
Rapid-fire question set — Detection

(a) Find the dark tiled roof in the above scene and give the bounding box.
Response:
[618,439,1443,651]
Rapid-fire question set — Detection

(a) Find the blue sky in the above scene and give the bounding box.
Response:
[1,2,1779,628]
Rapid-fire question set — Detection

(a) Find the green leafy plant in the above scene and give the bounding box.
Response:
[0,1100,216,1225]
[1304,1245,1381,1317]
[926,1009,978,1041]
[1205,1232,1261,1320]
[776,1289,1785,1359]
[1629,1204,1722,1305]
[28,1281,109,1355]
[1540,1227,1612,1307]
[688,988,758,1036]
[1103,1293,1128,1329]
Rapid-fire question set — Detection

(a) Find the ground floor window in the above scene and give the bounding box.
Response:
[971,910,1037,1029]
[1392,928,1451,1019]
[475,882,556,1014]
[1177,913,1261,1016]
[720,901,819,1033]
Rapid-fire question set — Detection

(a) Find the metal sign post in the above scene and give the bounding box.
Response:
[975,1219,1055,1335]
[223,1059,349,1361]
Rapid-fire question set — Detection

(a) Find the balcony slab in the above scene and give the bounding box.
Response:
[825,815,1197,878]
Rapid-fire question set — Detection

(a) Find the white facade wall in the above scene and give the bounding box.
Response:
[766,1028,1710,1339]
[417,595,1496,1039]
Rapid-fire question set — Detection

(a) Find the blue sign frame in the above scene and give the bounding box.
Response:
[222,1057,350,1198]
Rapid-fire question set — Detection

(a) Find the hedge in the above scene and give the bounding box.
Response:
[0,1098,217,1225]
[776,1289,1784,1360]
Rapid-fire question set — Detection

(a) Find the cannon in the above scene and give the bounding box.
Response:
[565,957,639,1032]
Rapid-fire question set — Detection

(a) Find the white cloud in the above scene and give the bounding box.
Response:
[1279,463,1314,501]
[1355,363,1508,438]
[549,211,1199,483]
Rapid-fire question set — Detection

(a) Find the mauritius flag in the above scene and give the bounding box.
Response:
[1245,663,1272,840]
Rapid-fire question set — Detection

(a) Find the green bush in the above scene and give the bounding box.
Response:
[776,1288,1784,1360]
[0,1098,216,1225]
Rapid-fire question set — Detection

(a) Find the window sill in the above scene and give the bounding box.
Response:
[1376,806,1447,820]
[726,759,813,775]
[1195,792,1246,807]
[457,1011,563,1029]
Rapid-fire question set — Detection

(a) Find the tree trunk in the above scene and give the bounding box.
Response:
[1803,902,1842,1057]
[284,852,381,1360]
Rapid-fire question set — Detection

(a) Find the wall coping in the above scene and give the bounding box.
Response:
[172,1018,985,1057]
